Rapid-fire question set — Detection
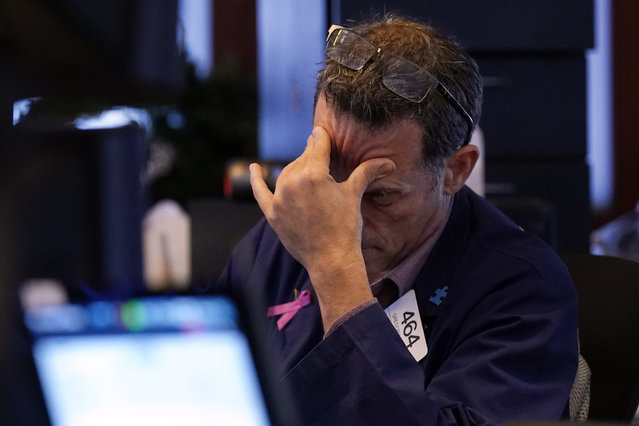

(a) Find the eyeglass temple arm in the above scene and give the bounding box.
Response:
[435,83,474,145]
[327,24,345,41]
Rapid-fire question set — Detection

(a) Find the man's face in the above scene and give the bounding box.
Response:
[313,96,453,283]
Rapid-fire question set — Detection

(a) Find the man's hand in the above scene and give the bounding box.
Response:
[250,126,395,330]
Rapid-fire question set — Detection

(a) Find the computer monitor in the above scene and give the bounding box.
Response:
[23,293,291,426]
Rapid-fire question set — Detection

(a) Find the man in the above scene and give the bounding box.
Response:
[217,16,578,425]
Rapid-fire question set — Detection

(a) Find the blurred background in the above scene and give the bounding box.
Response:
[1,0,638,423]
[3,0,638,293]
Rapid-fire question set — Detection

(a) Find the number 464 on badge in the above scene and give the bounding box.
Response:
[384,290,428,362]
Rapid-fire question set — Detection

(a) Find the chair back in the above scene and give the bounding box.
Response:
[561,253,639,422]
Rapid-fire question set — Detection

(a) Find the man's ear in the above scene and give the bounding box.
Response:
[443,144,479,195]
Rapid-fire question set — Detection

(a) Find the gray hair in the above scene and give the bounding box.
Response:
[315,16,482,170]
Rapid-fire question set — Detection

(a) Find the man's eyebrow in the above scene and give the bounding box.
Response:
[365,186,399,193]
[363,185,403,196]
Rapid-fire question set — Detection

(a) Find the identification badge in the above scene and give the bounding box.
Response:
[384,289,428,362]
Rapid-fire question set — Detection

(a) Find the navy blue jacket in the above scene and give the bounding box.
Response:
[217,186,579,425]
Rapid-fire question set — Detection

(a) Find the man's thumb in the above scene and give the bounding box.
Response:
[348,158,396,196]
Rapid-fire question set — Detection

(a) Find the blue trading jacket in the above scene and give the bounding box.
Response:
[217,186,579,426]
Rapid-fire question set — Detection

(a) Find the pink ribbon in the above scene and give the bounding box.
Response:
[267,290,312,330]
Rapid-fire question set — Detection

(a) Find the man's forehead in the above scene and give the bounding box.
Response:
[331,119,423,161]
[330,126,393,163]
[314,95,424,167]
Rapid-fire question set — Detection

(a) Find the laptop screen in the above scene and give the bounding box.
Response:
[24,295,274,426]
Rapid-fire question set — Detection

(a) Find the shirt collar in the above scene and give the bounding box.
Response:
[373,197,453,298]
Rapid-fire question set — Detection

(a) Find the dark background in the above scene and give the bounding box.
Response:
[215,0,639,234]
[2,1,639,424]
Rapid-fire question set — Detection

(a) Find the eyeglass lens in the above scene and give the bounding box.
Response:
[327,29,437,103]
[382,60,436,103]
[326,29,376,70]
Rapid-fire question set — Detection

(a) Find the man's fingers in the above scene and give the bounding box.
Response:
[348,158,396,197]
[249,163,274,214]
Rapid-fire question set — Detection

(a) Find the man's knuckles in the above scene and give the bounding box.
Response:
[278,167,331,193]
